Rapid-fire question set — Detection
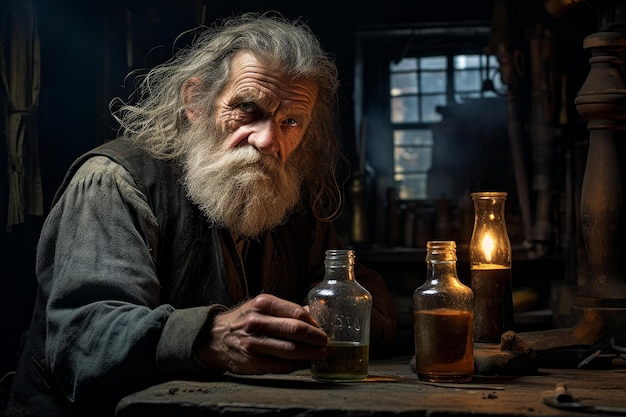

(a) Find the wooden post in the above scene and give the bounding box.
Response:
[574,30,626,307]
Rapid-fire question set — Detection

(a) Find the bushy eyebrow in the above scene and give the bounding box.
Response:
[226,86,273,110]
[227,87,312,124]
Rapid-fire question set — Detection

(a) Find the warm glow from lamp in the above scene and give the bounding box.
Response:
[469,191,514,343]
[481,234,494,264]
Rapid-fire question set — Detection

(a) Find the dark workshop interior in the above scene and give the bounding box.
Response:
[1,0,625,378]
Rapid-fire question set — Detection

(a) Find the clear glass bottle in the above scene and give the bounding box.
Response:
[413,241,474,382]
[308,249,372,382]
[469,191,514,343]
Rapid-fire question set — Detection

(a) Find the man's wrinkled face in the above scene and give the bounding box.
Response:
[181,51,318,238]
[215,51,318,161]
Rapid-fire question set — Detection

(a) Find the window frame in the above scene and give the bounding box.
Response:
[354,24,495,201]
[389,52,502,199]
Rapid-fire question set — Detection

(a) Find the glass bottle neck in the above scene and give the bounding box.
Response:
[427,260,459,283]
[324,249,356,281]
[425,241,458,283]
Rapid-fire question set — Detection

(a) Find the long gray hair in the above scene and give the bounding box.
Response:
[112,12,344,221]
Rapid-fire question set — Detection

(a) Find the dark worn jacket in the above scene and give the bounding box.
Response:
[5,139,397,417]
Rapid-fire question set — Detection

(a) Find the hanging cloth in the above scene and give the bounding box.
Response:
[0,0,43,231]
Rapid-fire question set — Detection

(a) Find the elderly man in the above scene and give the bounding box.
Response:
[4,12,397,417]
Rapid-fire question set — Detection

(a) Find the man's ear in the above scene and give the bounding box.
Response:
[182,77,201,123]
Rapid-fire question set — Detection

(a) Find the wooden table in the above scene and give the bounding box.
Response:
[115,356,626,416]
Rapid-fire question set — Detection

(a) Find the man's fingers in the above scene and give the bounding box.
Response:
[260,314,328,346]
[238,311,328,347]
[248,294,318,326]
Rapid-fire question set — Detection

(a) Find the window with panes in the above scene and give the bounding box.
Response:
[390,53,502,200]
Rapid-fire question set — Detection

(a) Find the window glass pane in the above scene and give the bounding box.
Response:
[394,173,428,200]
[454,54,480,69]
[420,70,446,93]
[420,56,446,70]
[455,69,481,92]
[394,146,433,173]
[393,129,433,146]
[390,72,418,96]
[422,94,445,122]
[390,57,417,71]
[488,55,500,72]
[391,96,419,123]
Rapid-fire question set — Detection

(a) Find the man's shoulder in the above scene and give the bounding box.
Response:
[88,138,158,168]
[55,139,180,206]
[71,154,132,182]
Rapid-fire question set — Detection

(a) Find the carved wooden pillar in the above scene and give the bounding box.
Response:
[574,31,626,307]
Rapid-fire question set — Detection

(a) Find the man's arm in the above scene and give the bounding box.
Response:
[40,157,220,406]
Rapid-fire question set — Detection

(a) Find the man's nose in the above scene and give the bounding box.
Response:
[248,118,280,156]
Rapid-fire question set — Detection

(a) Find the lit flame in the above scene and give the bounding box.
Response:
[481,234,494,263]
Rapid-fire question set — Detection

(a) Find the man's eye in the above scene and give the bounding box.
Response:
[285,118,298,127]
[239,102,255,113]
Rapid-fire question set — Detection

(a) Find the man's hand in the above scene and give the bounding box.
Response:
[194,294,328,374]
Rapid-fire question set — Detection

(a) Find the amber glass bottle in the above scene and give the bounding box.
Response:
[413,241,474,382]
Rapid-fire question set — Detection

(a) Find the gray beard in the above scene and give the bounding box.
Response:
[181,124,302,238]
